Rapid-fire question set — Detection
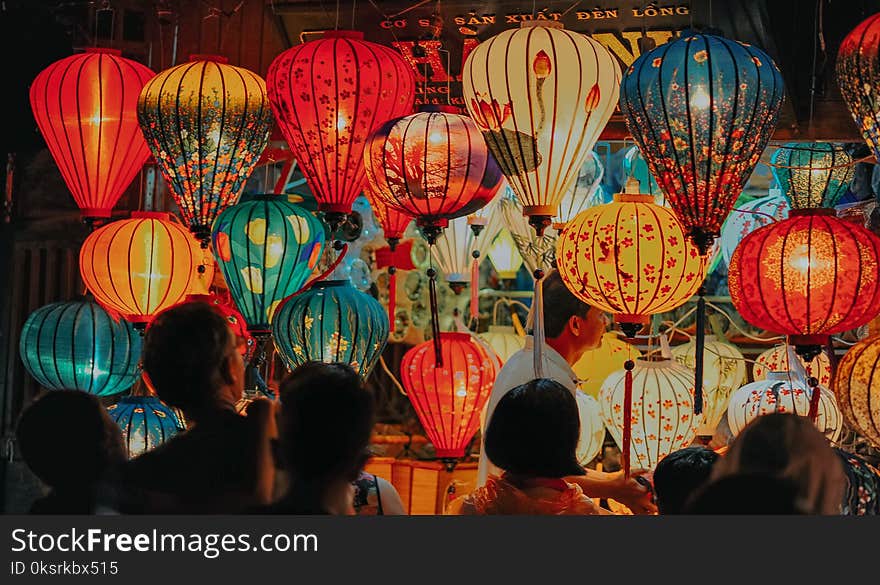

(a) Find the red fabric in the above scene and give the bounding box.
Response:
[365,186,413,244]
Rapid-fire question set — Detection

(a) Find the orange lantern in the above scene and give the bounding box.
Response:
[833,334,880,449]
[79,212,200,325]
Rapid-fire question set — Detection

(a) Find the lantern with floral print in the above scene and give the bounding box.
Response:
[30,49,154,221]
[107,396,185,459]
[556,185,708,338]
[401,332,497,462]
[753,345,833,388]
[499,188,558,275]
[833,334,880,449]
[211,194,324,336]
[272,280,389,379]
[619,32,785,254]
[728,208,880,361]
[720,190,789,266]
[573,332,642,399]
[462,22,620,236]
[838,14,880,166]
[138,56,272,243]
[575,391,605,466]
[771,143,854,209]
[599,358,698,472]
[79,212,201,325]
[267,31,416,231]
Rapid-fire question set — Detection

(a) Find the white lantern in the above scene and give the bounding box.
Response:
[719,189,789,266]
[431,197,503,293]
[479,325,525,363]
[499,188,558,274]
[599,358,698,471]
[486,229,525,280]
[752,344,833,388]
[554,151,604,228]
[575,390,605,465]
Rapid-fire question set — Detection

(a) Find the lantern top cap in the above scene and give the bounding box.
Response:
[131,211,172,221]
[418,105,460,114]
[322,30,365,40]
[440,331,476,343]
[189,54,229,63]
[613,193,653,204]
[519,21,564,30]
[84,48,122,56]
[788,208,836,217]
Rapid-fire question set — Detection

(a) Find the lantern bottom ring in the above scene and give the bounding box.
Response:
[688,228,719,257]
[789,334,829,362]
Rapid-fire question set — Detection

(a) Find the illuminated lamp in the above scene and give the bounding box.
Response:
[29,49,154,221]
[400,332,497,465]
[771,143,854,209]
[19,299,141,396]
[107,396,184,459]
[478,325,525,363]
[575,391,605,465]
[554,151,605,228]
[833,334,880,449]
[137,55,272,243]
[498,188,558,275]
[462,22,620,235]
[272,280,389,379]
[753,345,833,388]
[573,332,641,399]
[623,146,662,204]
[838,14,880,166]
[719,190,789,267]
[619,32,785,254]
[365,185,412,251]
[79,212,200,325]
[267,31,416,231]
[431,211,502,294]
[486,229,525,280]
[211,194,325,336]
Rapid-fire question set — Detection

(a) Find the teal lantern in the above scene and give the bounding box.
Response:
[211,194,325,336]
[272,280,389,378]
[106,396,185,459]
[19,299,141,396]
[770,142,854,209]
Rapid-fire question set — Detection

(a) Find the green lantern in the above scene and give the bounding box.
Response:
[211,194,325,336]
[771,142,854,209]
[272,280,389,378]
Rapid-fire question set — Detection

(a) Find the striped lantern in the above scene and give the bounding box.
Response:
[771,143,854,209]
[107,396,185,459]
[833,334,880,449]
[720,190,789,266]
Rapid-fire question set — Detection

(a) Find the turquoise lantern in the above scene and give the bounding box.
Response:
[106,396,185,459]
[272,280,389,378]
[19,299,141,396]
[211,194,325,336]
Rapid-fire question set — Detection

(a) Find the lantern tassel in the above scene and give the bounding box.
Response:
[388,267,397,333]
[428,267,443,366]
[694,286,706,415]
[622,359,635,481]
[470,254,480,322]
[807,376,821,422]
[532,269,546,379]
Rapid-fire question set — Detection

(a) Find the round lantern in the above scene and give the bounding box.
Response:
[728,208,880,360]
[499,189,558,274]
[364,106,503,243]
[599,358,698,472]
[137,55,272,242]
[573,332,642,398]
[727,372,842,442]
[556,188,707,337]
[272,280,389,378]
[619,32,785,254]
[753,345,833,388]
[479,325,525,363]
[462,22,620,235]
[833,334,880,449]
[671,336,747,435]
[29,49,154,221]
[211,194,325,335]
[554,151,605,228]
[107,396,185,459]
[720,190,789,266]
[401,332,497,461]
[267,30,416,229]
[19,299,141,396]
[79,212,201,325]
[838,14,880,163]
[771,143,854,209]
[575,390,605,466]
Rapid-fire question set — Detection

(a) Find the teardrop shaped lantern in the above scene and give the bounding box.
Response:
[833,334,880,449]
[720,190,789,266]
[272,280,389,378]
[211,194,325,336]
[364,106,503,244]
[137,55,272,243]
[771,143,854,209]
[462,22,621,236]
[573,332,642,399]
[838,14,880,163]
[365,185,412,251]
[19,299,141,396]
[554,151,605,228]
[107,396,185,459]
[401,332,497,462]
[619,32,785,254]
[728,208,880,360]
[753,345,833,388]
[267,31,417,231]
[29,49,155,221]
[499,188,558,274]
[575,391,605,466]
[79,212,201,325]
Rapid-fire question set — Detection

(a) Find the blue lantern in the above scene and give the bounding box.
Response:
[106,396,184,459]
[211,194,325,336]
[19,299,141,396]
[272,280,389,378]
[771,142,854,209]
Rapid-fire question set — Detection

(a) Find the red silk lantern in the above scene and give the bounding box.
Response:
[29,49,154,221]
[838,14,880,163]
[400,332,498,461]
[728,209,880,360]
[266,31,416,230]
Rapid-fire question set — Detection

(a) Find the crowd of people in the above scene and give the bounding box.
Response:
[12,270,880,515]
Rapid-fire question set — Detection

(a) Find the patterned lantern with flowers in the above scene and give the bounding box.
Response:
[838,14,880,167]
[753,345,833,388]
[619,32,785,254]
[771,143,854,210]
[834,334,880,449]
[720,190,789,266]
[138,55,272,243]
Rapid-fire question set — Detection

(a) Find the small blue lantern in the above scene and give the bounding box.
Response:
[106,396,184,459]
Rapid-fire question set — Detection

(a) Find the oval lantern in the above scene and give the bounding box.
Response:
[267,30,416,229]
[771,142,854,209]
[833,334,880,449]
[30,48,154,221]
[753,345,833,388]
[599,358,698,472]
[107,396,185,459]
[573,332,642,398]
[272,280,389,378]
[671,336,747,436]
[432,213,501,293]
[462,22,620,235]
[211,194,325,335]
[479,325,525,363]
[838,14,880,164]
[79,212,200,325]
[720,190,789,266]
[401,332,497,461]
[619,32,785,254]
[556,187,707,337]
[576,390,605,466]
[19,299,141,396]
[728,208,880,360]
[138,55,272,242]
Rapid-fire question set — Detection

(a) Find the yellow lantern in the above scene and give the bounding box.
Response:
[833,335,880,449]
[575,391,605,465]
[479,325,525,363]
[573,332,641,398]
[753,344,833,388]
[671,336,747,436]
[486,229,525,280]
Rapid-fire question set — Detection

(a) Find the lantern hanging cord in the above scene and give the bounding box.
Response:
[379,355,407,396]
[704,301,786,342]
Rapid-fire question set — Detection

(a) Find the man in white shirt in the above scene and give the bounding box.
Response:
[477,269,656,514]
